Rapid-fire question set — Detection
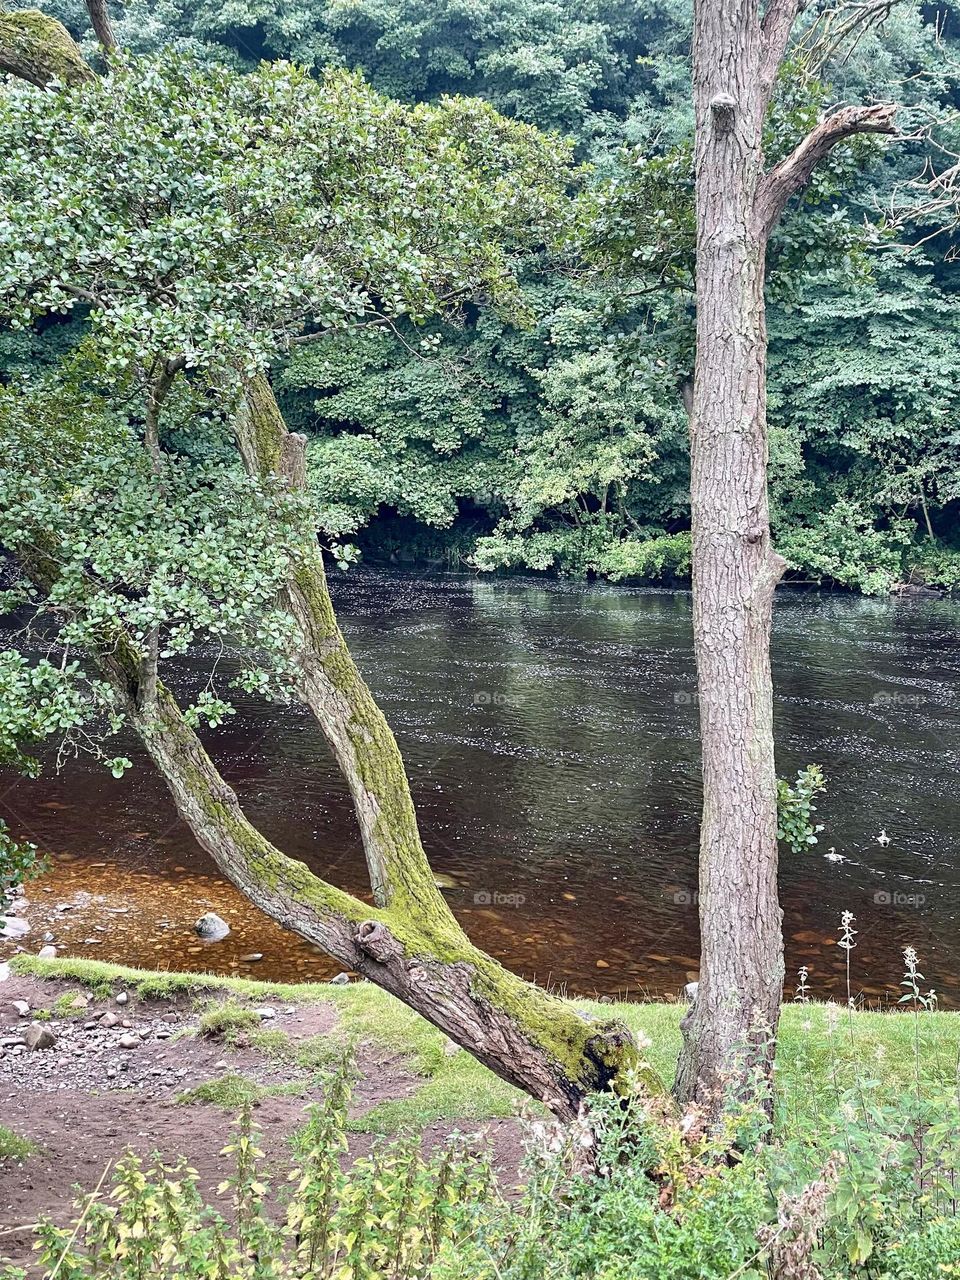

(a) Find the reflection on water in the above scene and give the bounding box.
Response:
[3,572,960,1005]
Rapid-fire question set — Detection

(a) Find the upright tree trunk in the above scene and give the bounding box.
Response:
[674,0,786,1114]
[675,1,897,1119]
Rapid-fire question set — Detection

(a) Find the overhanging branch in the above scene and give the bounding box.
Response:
[754,102,898,239]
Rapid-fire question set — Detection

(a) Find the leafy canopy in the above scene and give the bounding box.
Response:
[0,53,574,772]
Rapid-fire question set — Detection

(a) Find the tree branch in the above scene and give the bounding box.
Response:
[84,0,117,55]
[754,102,898,239]
[760,0,805,99]
[0,9,94,88]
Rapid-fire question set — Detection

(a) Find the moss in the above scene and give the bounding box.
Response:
[177,1073,262,1109]
[0,10,93,88]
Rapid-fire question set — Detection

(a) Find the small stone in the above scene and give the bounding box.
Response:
[255,1005,276,1020]
[25,1024,57,1052]
[0,963,10,984]
[66,994,89,1012]
[442,1038,460,1057]
[684,981,699,1003]
[99,1012,119,1028]
[1,917,29,940]
[119,1034,138,1050]
[0,1036,26,1049]
[115,992,129,1005]
[328,973,351,986]
[11,1000,29,1018]
[240,953,263,963]
[83,1020,98,1030]
[37,946,57,959]
[155,1029,171,1039]
[194,913,230,942]
[594,959,610,969]
[42,932,55,943]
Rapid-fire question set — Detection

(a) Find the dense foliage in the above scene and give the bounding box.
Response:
[14,0,959,591]
[0,52,571,765]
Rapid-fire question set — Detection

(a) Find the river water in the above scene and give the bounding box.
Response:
[3,571,960,1005]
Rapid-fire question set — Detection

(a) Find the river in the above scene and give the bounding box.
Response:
[2,570,959,1006]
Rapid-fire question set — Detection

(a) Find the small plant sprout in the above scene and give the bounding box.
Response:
[794,965,811,1004]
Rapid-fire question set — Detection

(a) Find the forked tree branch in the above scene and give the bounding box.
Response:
[754,101,898,239]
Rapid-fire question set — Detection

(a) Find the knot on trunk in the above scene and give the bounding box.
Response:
[710,93,737,131]
[583,1019,638,1090]
[355,919,404,965]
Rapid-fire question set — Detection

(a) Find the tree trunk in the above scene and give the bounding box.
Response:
[0,9,94,87]
[674,2,786,1114]
[95,639,648,1119]
[233,378,445,918]
[674,3,896,1120]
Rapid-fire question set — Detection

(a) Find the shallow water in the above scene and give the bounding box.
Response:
[3,571,960,1005]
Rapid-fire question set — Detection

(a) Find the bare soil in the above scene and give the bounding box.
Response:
[0,972,525,1273]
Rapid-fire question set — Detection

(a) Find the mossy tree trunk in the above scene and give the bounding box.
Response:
[96,639,647,1118]
[0,9,94,87]
[0,9,654,1119]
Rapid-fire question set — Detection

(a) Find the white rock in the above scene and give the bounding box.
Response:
[255,1005,276,1020]
[684,981,699,1002]
[0,963,10,984]
[37,945,57,959]
[11,1001,29,1018]
[115,991,129,1005]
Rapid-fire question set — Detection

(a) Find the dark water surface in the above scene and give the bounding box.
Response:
[3,572,960,1005]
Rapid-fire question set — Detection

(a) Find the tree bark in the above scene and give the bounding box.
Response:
[675,1,896,1119]
[96,638,647,1119]
[0,9,94,87]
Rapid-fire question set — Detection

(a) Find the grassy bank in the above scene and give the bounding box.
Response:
[10,955,960,1137]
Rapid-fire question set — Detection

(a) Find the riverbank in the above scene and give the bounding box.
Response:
[3,956,960,1271]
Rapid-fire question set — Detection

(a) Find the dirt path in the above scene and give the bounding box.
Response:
[0,973,524,1273]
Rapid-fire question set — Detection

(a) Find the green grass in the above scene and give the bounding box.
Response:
[177,1073,263,1108]
[196,998,261,1041]
[0,1124,37,1162]
[14,955,960,1137]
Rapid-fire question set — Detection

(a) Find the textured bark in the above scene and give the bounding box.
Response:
[91,638,648,1119]
[675,1,896,1117]
[0,9,94,87]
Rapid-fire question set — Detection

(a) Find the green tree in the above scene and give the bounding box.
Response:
[0,15,651,1113]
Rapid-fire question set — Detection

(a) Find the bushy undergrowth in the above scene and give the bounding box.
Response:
[8,951,960,1278]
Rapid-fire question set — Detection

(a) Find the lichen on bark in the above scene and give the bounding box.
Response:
[0,10,94,88]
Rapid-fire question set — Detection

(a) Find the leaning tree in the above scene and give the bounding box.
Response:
[0,12,654,1117]
[675,0,898,1114]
